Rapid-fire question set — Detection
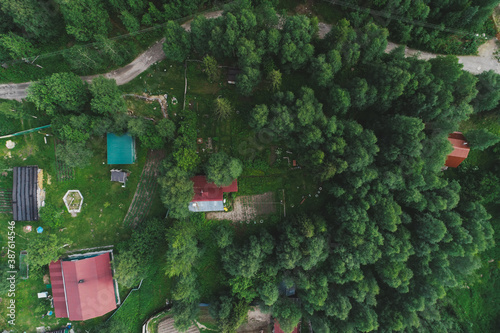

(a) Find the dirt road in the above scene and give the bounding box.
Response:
[385,39,500,74]
[0,11,499,101]
[0,11,222,101]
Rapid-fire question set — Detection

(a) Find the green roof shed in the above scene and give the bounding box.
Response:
[107,133,136,164]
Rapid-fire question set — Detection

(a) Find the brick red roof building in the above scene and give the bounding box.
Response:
[189,176,238,212]
[49,252,117,321]
[445,132,470,168]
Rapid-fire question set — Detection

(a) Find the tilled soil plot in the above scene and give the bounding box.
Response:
[206,192,278,221]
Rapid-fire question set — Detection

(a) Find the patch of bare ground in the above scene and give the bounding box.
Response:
[237,306,272,333]
[206,192,277,221]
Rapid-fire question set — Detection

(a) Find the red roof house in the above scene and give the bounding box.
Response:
[445,132,470,168]
[274,319,301,333]
[49,252,117,321]
[189,176,238,212]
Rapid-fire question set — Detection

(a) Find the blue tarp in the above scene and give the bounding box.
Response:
[107,133,136,165]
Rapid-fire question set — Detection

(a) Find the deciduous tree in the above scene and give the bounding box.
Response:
[56,141,94,168]
[25,234,72,270]
[158,166,194,219]
[27,72,88,115]
[0,32,36,59]
[465,128,500,151]
[163,20,192,62]
[89,76,127,115]
[205,152,243,187]
[56,0,110,41]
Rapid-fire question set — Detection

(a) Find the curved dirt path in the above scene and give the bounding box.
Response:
[0,11,225,101]
[385,39,500,74]
[0,10,498,101]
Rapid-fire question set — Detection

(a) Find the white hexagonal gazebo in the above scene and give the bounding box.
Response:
[63,190,83,217]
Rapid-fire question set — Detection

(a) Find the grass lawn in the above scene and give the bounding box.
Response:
[120,60,185,104]
[104,248,172,333]
[125,97,164,121]
[0,123,167,331]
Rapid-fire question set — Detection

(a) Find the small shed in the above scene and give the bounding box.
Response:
[107,133,136,165]
[227,68,241,84]
[445,132,470,168]
[12,166,39,221]
[110,169,128,185]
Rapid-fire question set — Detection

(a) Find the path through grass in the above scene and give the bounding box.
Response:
[123,150,166,227]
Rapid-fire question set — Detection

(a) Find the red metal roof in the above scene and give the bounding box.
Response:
[445,132,469,168]
[274,320,300,333]
[49,261,68,318]
[49,253,117,321]
[191,176,238,202]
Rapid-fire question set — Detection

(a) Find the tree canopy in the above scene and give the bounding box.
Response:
[205,152,243,187]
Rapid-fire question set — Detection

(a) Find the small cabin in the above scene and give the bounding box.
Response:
[445,132,470,168]
[110,169,128,186]
[189,176,238,212]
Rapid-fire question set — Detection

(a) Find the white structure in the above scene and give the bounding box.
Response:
[37,291,48,299]
[63,190,84,217]
[5,140,15,149]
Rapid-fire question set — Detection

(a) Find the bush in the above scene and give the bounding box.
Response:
[39,203,64,229]
[56,141,94,168]
[466,129,500,151]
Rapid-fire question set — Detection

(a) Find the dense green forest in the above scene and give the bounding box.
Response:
[1,0,500,332]
[157,1,499,332]
[0,0,221,81]
[333,0,498,54]
[0,0,498,83]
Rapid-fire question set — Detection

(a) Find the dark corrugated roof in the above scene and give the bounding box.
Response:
[227,68,241,83]
[110,170,127,182]
[12,166,39,221]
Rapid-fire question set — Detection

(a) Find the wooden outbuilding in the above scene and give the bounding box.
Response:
[445,132,470,168]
